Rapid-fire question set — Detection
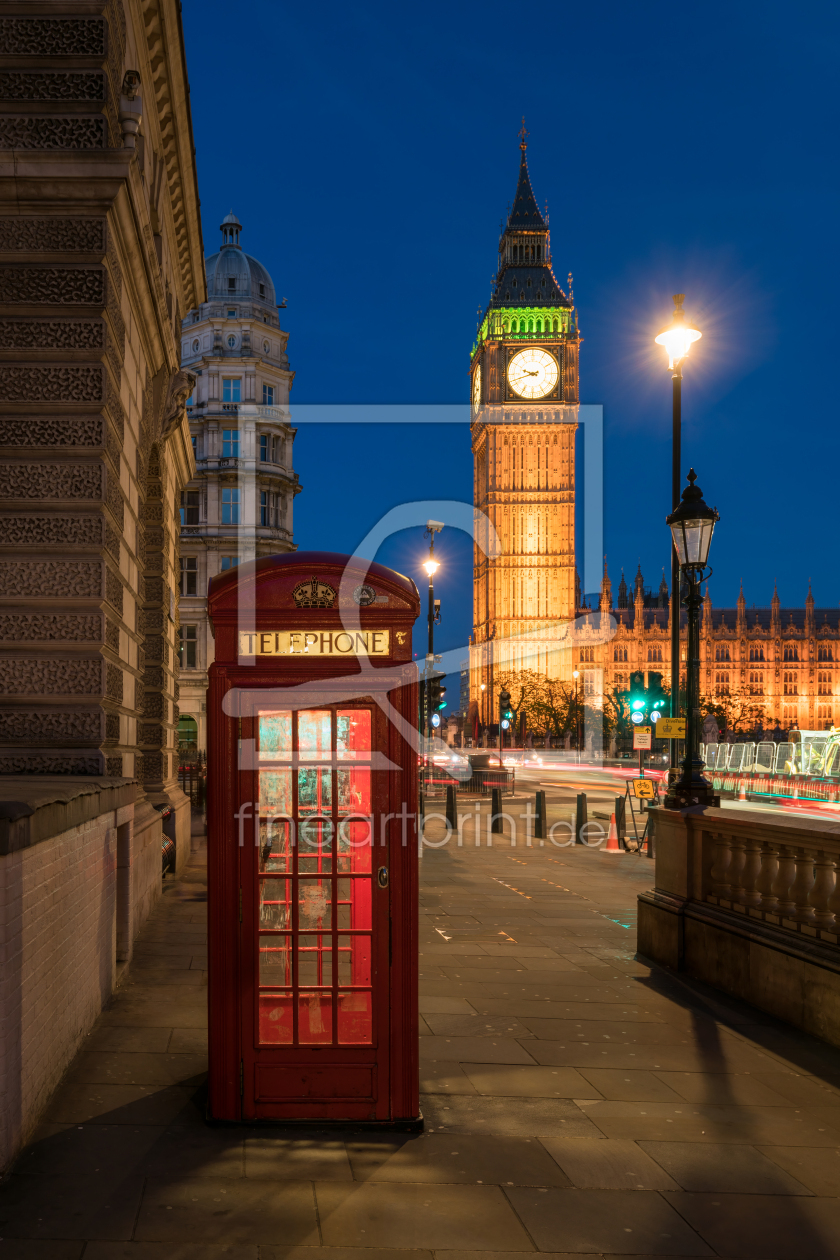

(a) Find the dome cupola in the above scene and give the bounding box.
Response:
[205,211,277,308]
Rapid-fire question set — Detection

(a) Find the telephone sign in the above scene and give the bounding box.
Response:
[207,552,420,1126]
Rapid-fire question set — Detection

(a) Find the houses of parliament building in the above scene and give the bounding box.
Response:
[469,133,840,732]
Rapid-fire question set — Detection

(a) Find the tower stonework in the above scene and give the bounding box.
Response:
[470,132,580,725]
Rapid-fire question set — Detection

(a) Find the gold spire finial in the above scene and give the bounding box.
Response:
[519,117,529,150]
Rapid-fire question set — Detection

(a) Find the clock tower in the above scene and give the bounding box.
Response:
[470,127,581,726]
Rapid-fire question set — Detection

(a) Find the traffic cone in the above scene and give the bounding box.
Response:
[603,813,622,853]
[738,780,747,802]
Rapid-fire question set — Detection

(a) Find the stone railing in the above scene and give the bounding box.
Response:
[638,805,840,1045]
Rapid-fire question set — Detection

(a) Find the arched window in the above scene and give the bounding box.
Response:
[715,646,731,662]
[749,673,763,695]
[553,317,559,332]
[536,318,542,333]
[613,646,627,662]
[784,645,799,661]
[178,715,198,751]
[818,672,832,695]
[819,644,834,661]
[784,672,798,695]
[648,646,662,662]
[528,319,534,332]
[749,646,765,662]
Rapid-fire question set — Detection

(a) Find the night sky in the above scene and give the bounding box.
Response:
[182,0,839,693]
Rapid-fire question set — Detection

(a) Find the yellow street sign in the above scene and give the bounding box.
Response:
[657,717,686,739]
[633,778,657,800]
[633,727,652,750]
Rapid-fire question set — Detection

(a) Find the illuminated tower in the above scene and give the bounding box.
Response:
[470,127,581,725]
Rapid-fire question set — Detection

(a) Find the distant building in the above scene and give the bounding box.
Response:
[176,213,300,750]
[573,562,840,731]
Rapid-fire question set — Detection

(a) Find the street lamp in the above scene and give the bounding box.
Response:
[655,294,702,791]
[422,521,444,766]
[665,469,719,808]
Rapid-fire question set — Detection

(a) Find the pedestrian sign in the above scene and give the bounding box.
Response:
[657,717,686,739]
[633,727,652,750]
[633,777,656,800]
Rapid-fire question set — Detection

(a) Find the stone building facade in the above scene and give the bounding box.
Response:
[0,0,203,1170]
[177,213,299,752]
[574,563,840,732]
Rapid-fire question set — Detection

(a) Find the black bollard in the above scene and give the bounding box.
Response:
[614,795,625,845]
[575,792,588,845]
[445,783,458,830]
[534,789,546,840]
[491,786,503,834]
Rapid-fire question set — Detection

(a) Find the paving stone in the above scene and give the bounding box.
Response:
[134,1177,319,1244]
[14,1122,163,1177]
[665,1191,840,1259]
[65,1052,208,1087]
[83,1027,174,1053]
[640,1140,814,1193]
[366,1132,571,1185]
[315,1181,534,1250]
[420,1063,480,1094]
[0,1173,144,1241]
[419,1037,537,1064]
[422,1015,536,1038]
[577,1099,840,1145]
[750,1071,840,1108]
[654,1071,796,1106]
[140,1125,246,1178]
[505,1186,712,1255]
[460,1064,598,1098]
[43,1083,201,1127]
[421,1093,602,1137]
[576,1070,686,1102]
[539,1136,681,1190]
[245,1134,353,1180]
[84,1247,256,1259]
[168,1028,209,1053]
[0,1244,84,1259]
[419,996,479,1014]
[758,1144,840,1196]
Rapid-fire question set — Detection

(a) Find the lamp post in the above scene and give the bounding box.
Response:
[573,670,580,763]
[422,520,444,767]
[655,296,702,789]
[664,470,719,808]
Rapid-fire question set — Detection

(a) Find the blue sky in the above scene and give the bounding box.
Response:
[182,0,839,685]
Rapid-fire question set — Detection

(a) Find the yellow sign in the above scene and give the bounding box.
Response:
[633,726,652,750]
[239,629,390,657]
[656,717,686,739]
[633,777,656,800]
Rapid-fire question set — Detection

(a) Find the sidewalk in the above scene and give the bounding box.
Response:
[3,816,840,1258]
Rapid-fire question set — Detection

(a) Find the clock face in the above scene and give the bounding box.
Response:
[472,363,482,408]
[507,347,559,399]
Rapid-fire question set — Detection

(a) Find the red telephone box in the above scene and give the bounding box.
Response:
[206,552,421,1124]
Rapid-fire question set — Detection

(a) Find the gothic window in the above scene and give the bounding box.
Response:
[648,646,663,662]
[715,672,730,696]
[749,672,763,695]
[818,672,832,695]
[260,491,269,526]
[783,672,798,695]
[222,488,240,525]
[749,646,765,661]
[222,429,240,458]
[615,673,625,687]
[180,556,197,596]
[783,645,799,661]
[536,318,542,332]
[715,646,731,662]
[222,377,241,403]
[580,646,594,663]
[553,318,559,332]
[528,318,534,332]
[180,491,199,526]
[819,645,834,661]
[178,625,197,668]
[614,646,628,662]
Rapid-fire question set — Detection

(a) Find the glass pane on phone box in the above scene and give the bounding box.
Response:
[298,766,332,813]
[259,992,293,1044]
[259,711,292,760]
[298,934,332,986]
[260,768,292,814]
[337,817,372,873]
[259,935,291,987]
[338,933,371,986]
[298,992,332,1044]
[336,710,372,760]
[259,879,291,930]
[298,710,331,761]
[338,766,370,815]
[298,879,332,929]
[259,817,292,872]
[338,991,372,1044]
[337,877,371,929]
[298,817,333,873]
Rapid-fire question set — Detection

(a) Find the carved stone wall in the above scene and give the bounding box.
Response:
[0,0,199,782]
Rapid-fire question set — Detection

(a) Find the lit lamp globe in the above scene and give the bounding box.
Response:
[423,559,439,576]
[666,469,719,569]
[655,294,701,370]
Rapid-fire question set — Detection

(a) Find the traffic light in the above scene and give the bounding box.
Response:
[628,671,646,724]
[429,676,447,712]
[647,671,667,724]
[499,688,513,729]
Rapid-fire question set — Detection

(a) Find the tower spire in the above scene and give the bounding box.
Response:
[507,124,545,230]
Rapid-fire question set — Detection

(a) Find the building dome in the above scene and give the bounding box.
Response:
[205,211,276,307]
